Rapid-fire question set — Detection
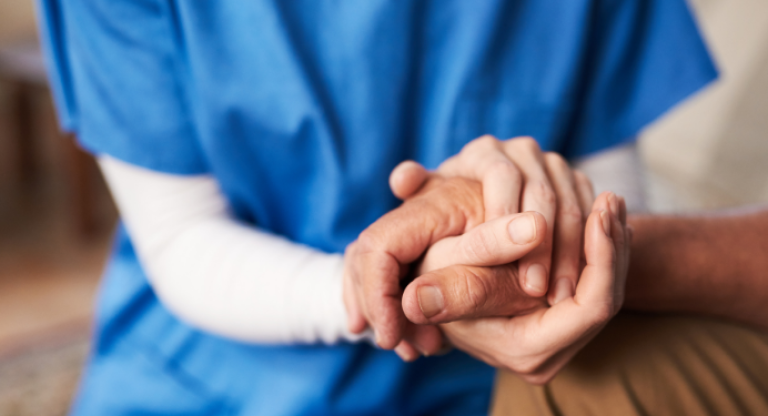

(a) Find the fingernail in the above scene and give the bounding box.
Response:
[524,264,547,295]
[374,331,383,348]
[508,215,536,244]
[600,210,610,235]
[417,285,445,319]
[412,341,430,357]
[394,344,418,362]
[553,278,573,305]
[608,192,618,216]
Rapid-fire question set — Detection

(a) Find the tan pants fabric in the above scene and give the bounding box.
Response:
[491,314,768,416]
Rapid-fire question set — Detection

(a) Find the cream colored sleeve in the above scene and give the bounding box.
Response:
[98,155,371,345]
[573,142,647,212]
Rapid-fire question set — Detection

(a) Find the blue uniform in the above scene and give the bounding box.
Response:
[38,0,715,414]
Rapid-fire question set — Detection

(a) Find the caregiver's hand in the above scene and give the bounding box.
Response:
[439,192,631,384]
[391,136,595,305]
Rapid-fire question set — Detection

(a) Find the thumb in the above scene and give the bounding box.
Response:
[419,211,547,272]
[402,264,547,324]
[389,160,429,200]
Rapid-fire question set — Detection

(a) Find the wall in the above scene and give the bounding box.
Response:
[641,0,768,211]
[0,0,37,45]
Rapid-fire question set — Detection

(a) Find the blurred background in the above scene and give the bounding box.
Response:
[0,0,766,414]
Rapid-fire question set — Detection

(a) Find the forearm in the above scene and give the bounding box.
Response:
[99,156,367,344]
[624,208,768,329]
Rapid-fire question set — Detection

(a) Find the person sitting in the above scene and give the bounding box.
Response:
[349,136,768,415]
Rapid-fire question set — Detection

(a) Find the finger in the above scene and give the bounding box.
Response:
[343,265,367,334]
[354,249,405,348]
[394,340,420,362]
[390,161,429,200]
[573,170,595,217]
[419,212,547,272]
[543,153,582,306]
[501,138,556,297]
[440,196,622,379]
[402,264,547,324]
[438,135,523,221]
[403,323,446,356]
[356,177,484,349]
[501,193,618,361]
[575,192,619,309]
[611,196,630,306]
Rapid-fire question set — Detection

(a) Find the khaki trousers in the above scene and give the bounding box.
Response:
[491,314,768,416]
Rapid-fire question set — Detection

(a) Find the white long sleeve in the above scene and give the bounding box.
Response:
[98,155,369,345]
[573,142,647,212]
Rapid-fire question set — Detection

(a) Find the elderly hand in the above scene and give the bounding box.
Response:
[344,135,603,360]
[392,136,595,305]
[435,192,630,384]
[343,176,548,353]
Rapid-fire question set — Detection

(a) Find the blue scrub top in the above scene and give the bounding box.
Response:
[38,1,715,415]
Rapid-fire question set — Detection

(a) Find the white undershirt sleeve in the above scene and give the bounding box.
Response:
[572,142,647,212]
[98,155,370,345]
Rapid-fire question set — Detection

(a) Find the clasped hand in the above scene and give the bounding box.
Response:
[343,136,631,383]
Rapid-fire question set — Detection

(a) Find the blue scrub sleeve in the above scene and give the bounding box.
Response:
[37,0,207,174]
[562,0,717,157]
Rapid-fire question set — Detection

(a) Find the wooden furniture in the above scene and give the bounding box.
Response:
[0,41,103,238]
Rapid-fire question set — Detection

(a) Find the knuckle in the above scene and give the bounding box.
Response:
[484,160,521,182]
[508,136,540,153]
[441,177,483,203]
[559,201,583,224]
[529,181,556,206]
[544,152,568,171]
[454,268,491,314]
[464,135,499,153]
[355,231,380,254]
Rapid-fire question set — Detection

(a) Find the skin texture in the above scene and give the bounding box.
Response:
[348,133,768,381]
[345,135,631,378]
[625,208,768,331]
[343,176,550,352]
[345,135,591,353]
[436,136,583,300]
[391,172,630,382]
[436,192,630,384]
[406,213,549,324]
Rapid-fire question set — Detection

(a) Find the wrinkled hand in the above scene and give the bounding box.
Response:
[390,135,629,375]
[343,176,549,354]
[434,192,631,384]
[345,135,602,362]
[392,136,595,305]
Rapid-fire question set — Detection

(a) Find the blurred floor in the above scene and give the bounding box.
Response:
[0,168,112,357]
[0,73,116,415]
[0,150,115,415]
